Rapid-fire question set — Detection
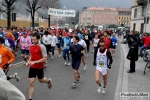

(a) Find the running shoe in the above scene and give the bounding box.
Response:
[14,73,20,82]
[83,65,87,71]
[67,62,71,66]
[64,61,67,66]
[47,78,52,89]
[72,82,77,88]
[102,87,106,94]
[97,86,102,93]
[59,54,62,58]
[52,56,54,60]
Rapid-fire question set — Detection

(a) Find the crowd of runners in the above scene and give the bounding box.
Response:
[0,26,119,100]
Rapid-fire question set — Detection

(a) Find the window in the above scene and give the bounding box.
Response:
[122,17,123,19]
[119,17,120,19]
[124,17,126,19]
[142,6,146,16]
[133,23,136,31]
[134,9,137,18]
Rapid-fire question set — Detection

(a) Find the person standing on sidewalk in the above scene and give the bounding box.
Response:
[93,40,113,93]
[127,36,139,73]
[70,36,84,88]
[26,33,52,100]
[20,32,31,64]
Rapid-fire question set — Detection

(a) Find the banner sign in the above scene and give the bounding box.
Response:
[48,8,75,17]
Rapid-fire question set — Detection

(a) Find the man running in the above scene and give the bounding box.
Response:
[26,33,52,100]
[0,37,20,82]
[110,33,118,56]
[83,29,91,57]
[20,32,31,64]
[61,33,71,66]
[56,33,62,57]
[93,40,113,93]
[70,36,84,88]
[51,31,58,59]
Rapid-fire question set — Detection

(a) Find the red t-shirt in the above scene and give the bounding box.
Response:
[30,44,47,69]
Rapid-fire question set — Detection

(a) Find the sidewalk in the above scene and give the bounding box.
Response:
[114,38,150,100]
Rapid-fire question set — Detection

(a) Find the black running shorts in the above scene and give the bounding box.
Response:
[29,68,44,79]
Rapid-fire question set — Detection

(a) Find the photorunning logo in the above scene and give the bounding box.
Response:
[120,92,149,99]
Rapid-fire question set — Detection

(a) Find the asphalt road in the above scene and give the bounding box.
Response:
[8,44,121,100]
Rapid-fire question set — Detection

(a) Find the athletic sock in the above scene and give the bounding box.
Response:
[103,86,106,88]
[29,99,32,100]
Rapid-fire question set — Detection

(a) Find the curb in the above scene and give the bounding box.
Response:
[114,39,129,100]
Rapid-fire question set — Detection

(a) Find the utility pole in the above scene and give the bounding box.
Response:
[144,0,149,32]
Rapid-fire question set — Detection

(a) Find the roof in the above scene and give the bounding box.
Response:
[116,7,131,12]
[85,7,117,11]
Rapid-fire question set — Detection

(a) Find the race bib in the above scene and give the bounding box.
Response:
[98,61,105,67]
[45,40,48,43]
[0,55,2,63]
[64,43,69,48]
[22,40,27,44]
[85,36,88,40]
[112,42,115,46]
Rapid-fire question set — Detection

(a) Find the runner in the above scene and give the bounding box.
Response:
[93,40,113,93]
[51,31,58,60]
[92,35,100,53]
[78,35,87,71]
[70,36,84,88]
[0,37,20,82]
[61,32,71,66]
[42,31,52,67]
[26,33,52,100]
[20,32,31,64]
[110,33,118,56]
[102,31,111,50]
[83,29,91,57]
[56,32,62,57]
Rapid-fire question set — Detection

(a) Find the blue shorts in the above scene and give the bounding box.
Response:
[21,49,29,55]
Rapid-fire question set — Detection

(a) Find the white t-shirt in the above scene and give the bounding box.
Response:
[78,39,86,47]
[51,36,58,46]
[42,35,52,45]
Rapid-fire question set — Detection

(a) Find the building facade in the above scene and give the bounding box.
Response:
[79,7,118,27]
[116,7,131,26]
[130,0,150,33]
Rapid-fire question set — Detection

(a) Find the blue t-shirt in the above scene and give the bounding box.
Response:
[111,36,117,46]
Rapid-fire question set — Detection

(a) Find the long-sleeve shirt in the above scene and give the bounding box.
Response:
[20,36,31,50]
[0,78,26,100]
[51,35,58,46]
[8,32,15,41]
[0,45,15,70]
[61,37,71,50]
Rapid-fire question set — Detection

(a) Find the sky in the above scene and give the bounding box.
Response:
[60,0,132,10]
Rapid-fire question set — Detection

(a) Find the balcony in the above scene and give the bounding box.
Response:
[137,0,148,6]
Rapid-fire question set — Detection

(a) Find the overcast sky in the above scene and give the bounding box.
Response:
[61,0,132,10]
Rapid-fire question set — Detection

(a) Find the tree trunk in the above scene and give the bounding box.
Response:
[7,8,11,28]
[32,15,35,29]
[48,15,50,27]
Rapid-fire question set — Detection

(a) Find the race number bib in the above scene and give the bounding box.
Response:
[112,42,115,46]
[64,43,69,48]
[45,40,48,43]
[22,40,27,44]
[98,61,105,67]
[85,36,88,40]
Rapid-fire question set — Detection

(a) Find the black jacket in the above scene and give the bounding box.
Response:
[127,41,139,61]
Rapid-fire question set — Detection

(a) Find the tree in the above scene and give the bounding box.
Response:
[23,0,43,29]
[43,0,61,27]
[0,0,18,27]
[108,24,118,28]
